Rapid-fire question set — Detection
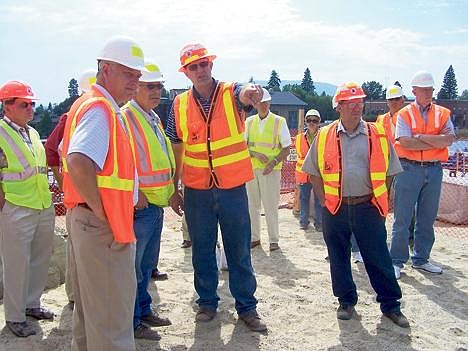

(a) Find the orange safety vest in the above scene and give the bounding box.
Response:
[376,112,397,145]
[61,86,136,243]
[173,81,253,189]
[316,120,390,217]
[394,102,451,162]
[295,131,312,184]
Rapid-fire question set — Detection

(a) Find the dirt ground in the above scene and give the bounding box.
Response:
[0,209,467,351]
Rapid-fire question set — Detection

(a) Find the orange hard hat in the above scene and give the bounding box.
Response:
[178,43,216,72]
[0,80,38,101]
[333,82,366,103]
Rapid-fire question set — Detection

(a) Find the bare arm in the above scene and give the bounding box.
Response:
[169,143,184,216]
[66,153,106,222]
[398,136,436,150]
[418,134,455,149]
[310,175,325,207]
[385,176,393,195]
[0,186,5,210]
[50,166,64,191]
[262,147,290,176]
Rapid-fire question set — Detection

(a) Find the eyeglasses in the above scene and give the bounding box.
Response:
[186,60,210,72]
[342,101,364,109]
[306,118,320,124]
[145,83,164,90]
[17,101,36,108]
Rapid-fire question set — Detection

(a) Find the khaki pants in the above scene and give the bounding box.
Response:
[0,201,54,322]
[246,169,281,244]
[65,211,74,302]
[181,214,190,241]
[69,206,136,351]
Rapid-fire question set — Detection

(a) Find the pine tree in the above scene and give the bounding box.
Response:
[266,70,281,91]
[437,65,458,100]
[68,78,79,98]
[301,68,315,94]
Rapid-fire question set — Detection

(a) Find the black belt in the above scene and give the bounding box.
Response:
[400,158,440,167]
[77,203,91,210]
[342,194,373,206]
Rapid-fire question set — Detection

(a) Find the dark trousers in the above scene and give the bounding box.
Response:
[322,201,402,313]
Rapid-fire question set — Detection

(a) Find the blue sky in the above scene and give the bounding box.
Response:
[1,0,467,104]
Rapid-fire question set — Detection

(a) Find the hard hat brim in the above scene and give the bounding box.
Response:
[139,78,165,83]
[96,57,149,72]
[178,54,217,72]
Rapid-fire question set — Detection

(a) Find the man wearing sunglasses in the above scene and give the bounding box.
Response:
[302,82,409,328]
[121,60,173,341]
[0,80,55,337]
[295,109,322,231]
[165,43,267,332]
[391,71,455,279]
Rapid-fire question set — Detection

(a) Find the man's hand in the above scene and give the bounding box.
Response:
[239,84,263,106]
[169,191,184,216]
[135,190,149,210]
[262,160,276,175]
[250,151,269,164]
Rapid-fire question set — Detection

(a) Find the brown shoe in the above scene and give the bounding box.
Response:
[141,312,172,327]
[181,240,192,248]
[250,240,261,249]
[383,311,410,328]
[6,321,36,337]
[195,308,216,322]
[269,243,280,251]
[151,270,168,280]
[134,323,161,340]
[25,306,54,320]
[239,311,267,332]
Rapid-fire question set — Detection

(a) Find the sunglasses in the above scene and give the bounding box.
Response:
[186,60,209,72]
[17,101,36,108]
[306,118,320,124]
[145,83,164,90]
[342,101,364,109]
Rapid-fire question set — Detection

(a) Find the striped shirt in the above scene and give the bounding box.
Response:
[165,80,249,144]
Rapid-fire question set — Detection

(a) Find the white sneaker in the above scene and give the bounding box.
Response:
[412,262,442,274]
[352,251,363,263]
[394,265,401,280]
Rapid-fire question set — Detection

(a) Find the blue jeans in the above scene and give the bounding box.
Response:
[133,204,163,328]
[350,233,360,253]
[299,183,322,227]
[184,185,258,316]
[323,201,402,313]
[390,160,443,267]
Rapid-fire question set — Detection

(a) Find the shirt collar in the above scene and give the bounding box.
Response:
[258,111,271,121]
[415,101,432,114]
[129,100,160,124]
[337,119,367,137]
[2,115,29,132]
[94,84,121,113]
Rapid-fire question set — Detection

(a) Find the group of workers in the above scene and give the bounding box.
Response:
[0,34,455,350]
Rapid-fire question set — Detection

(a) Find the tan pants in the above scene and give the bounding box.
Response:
[65,211,74,302]
[69,206,136,351]
[0,201,54,322]
[181,214,190,241]
[246,169,281,244]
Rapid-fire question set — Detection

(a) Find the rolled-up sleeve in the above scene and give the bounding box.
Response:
[387,143,403,176]
[301,138,320,177]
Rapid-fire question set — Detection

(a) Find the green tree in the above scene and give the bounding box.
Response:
[248,76,254,83]
[266,70,281,91]
[35,108,53,138]
[68,78,79,97]
[437,65,458,100]
[362,81,383,100]
[301,68,315,94]
[459,89,468,100]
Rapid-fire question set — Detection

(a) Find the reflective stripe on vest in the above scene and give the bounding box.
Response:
[246,113,284,170]
[295,132,310,184]
[121,103,175,206]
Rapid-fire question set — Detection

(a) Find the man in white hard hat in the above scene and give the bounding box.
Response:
[0,81,55,337]
[377,84,405,145]
[120,60,173,340]
[61,36,145,351]
[295,108,322,231]
[390,71,455,279]
[165,43,267,332]
[302,82,409,328]
[245,88,291,251]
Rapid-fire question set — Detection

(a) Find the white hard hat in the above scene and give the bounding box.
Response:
[78,69,97,93]
[140,60,165,83]
[410,71,434,88]
[261,88,271,102]
[386,85,403,99]
[332,95,338,109]
[305,109,321,119]
[97,36,146,71]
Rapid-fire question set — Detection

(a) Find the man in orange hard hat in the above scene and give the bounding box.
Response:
[302,82,409,328]
[0,80,55,337]
[165,43,267,332]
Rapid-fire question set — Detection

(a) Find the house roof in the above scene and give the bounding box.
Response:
[270,92,307,106]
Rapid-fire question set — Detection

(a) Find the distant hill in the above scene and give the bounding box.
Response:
[255,80,337,96]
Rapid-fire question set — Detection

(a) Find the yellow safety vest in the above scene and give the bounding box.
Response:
[121,102,175,207]
[245,112,285,170]
[0,120,51,209]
